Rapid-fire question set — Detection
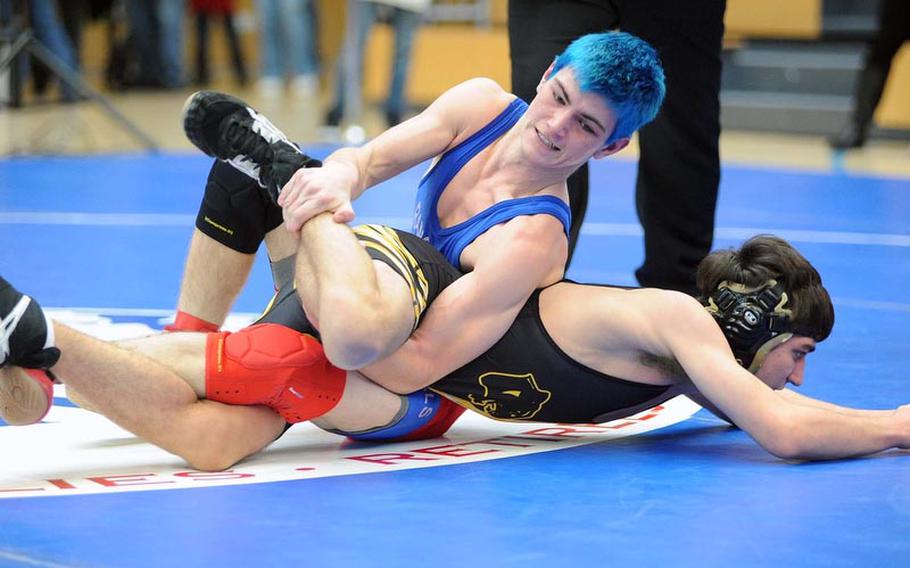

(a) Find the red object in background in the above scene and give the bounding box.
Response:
[191,0,235,13]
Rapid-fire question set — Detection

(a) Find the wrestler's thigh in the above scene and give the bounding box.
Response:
[372,260,420,351]
[313,371,404,432]
[116,333,208,397]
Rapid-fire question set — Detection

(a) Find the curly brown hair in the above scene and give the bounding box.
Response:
[696,235,835,341]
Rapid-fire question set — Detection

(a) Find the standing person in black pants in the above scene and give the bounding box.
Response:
[509,0,726,296]
[829,0,910,150]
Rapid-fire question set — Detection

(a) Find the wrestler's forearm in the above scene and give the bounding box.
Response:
[667,308,906,460]
[322,147,372,199]
[360,342,434,395]
[321,102,457,197]
[775,403,906,460]
[777,388,897,418]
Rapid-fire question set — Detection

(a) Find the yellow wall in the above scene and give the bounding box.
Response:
[362,24,510,103]
[359,0,830,104]
[877,45,910,128]
[77,0,910,130]
[725,0,821,39]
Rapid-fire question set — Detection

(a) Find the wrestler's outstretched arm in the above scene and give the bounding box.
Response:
[775,388,905,419]
[656,297,910,459]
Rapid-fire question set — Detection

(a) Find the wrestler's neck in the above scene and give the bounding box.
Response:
[482,127,579,198]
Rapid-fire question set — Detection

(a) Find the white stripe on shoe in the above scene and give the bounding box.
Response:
[0,296,31,367]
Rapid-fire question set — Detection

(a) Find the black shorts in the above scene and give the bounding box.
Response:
[195,160,283,254]
[257,225,461,335]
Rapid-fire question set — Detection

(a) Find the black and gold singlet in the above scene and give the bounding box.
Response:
[257,225,460,334]
[430,287,673,424]
[257,226,671,425]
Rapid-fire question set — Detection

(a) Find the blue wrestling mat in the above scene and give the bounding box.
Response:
[1,151,909,567]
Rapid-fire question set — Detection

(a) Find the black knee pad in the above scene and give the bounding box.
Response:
[195,160,284,254]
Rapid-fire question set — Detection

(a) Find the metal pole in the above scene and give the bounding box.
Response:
[0,27,158,152]
[341,0,365,143]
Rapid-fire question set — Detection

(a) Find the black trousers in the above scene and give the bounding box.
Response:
[508,0,725,295]
[852,0,910,127]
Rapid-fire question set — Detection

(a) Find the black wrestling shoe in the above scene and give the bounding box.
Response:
[182,91,321,202]
[0,276,60,370]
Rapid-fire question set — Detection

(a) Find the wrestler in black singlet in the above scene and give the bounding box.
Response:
[258,225,461,336]
[197,159,676,431]
[259,231,674,427]
[430,286,675,424]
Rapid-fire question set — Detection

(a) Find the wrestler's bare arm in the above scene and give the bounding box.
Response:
[683,392,734,424]
[279,79,505,230]
[362,215,567,393]
[775,388,901,419]
[656,297,910,459]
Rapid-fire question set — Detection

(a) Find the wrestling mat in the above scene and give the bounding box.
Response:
[1,311,699,499]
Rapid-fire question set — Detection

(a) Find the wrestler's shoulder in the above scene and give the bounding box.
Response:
[438,77,515,109]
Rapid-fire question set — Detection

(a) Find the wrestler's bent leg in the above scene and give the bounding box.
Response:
[295,215,416,370]
[171,230,254,331]
[126,325,461,440]
[51,324,286,471]
[170,159,285,331]
[117,325,444,440]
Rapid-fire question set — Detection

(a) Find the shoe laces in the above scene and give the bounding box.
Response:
[224,116,274,165]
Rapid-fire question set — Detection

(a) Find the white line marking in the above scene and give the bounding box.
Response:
[0,550,76,568]
[3,213,909,247]
[0,212,193,226]
[46,306,260,319]
[832,297,910,314]
[580,223,910,247]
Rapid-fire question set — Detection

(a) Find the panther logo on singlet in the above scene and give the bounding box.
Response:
[466,372,552,420]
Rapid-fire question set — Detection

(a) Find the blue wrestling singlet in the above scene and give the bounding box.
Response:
[413,98,571,268]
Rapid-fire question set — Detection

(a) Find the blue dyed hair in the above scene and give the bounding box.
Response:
[551,32,665,142]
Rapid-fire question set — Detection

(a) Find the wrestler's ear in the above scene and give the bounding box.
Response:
[537,58,558,93]
[592,137,630,159]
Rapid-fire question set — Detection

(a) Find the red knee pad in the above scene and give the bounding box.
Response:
[205,323,345,423]
[399,397,466,442]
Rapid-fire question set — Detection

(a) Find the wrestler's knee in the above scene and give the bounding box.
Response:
[180,448,236,472]
[205,324,346,423]
[178,438,242,472]
[316,288,407,370]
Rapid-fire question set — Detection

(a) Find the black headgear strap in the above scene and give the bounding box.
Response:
[704,279,795,373]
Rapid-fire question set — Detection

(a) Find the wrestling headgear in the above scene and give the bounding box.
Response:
[705,279,800,373]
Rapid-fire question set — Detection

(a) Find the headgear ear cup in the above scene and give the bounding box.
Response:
[705,280,794,372]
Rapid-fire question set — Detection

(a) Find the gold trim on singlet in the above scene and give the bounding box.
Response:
[354,224,430,330]
[256,288,282,321]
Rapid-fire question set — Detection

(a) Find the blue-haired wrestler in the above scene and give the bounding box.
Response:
[165,32,667,406]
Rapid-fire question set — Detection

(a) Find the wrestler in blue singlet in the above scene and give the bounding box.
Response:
[413,98,572,268]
